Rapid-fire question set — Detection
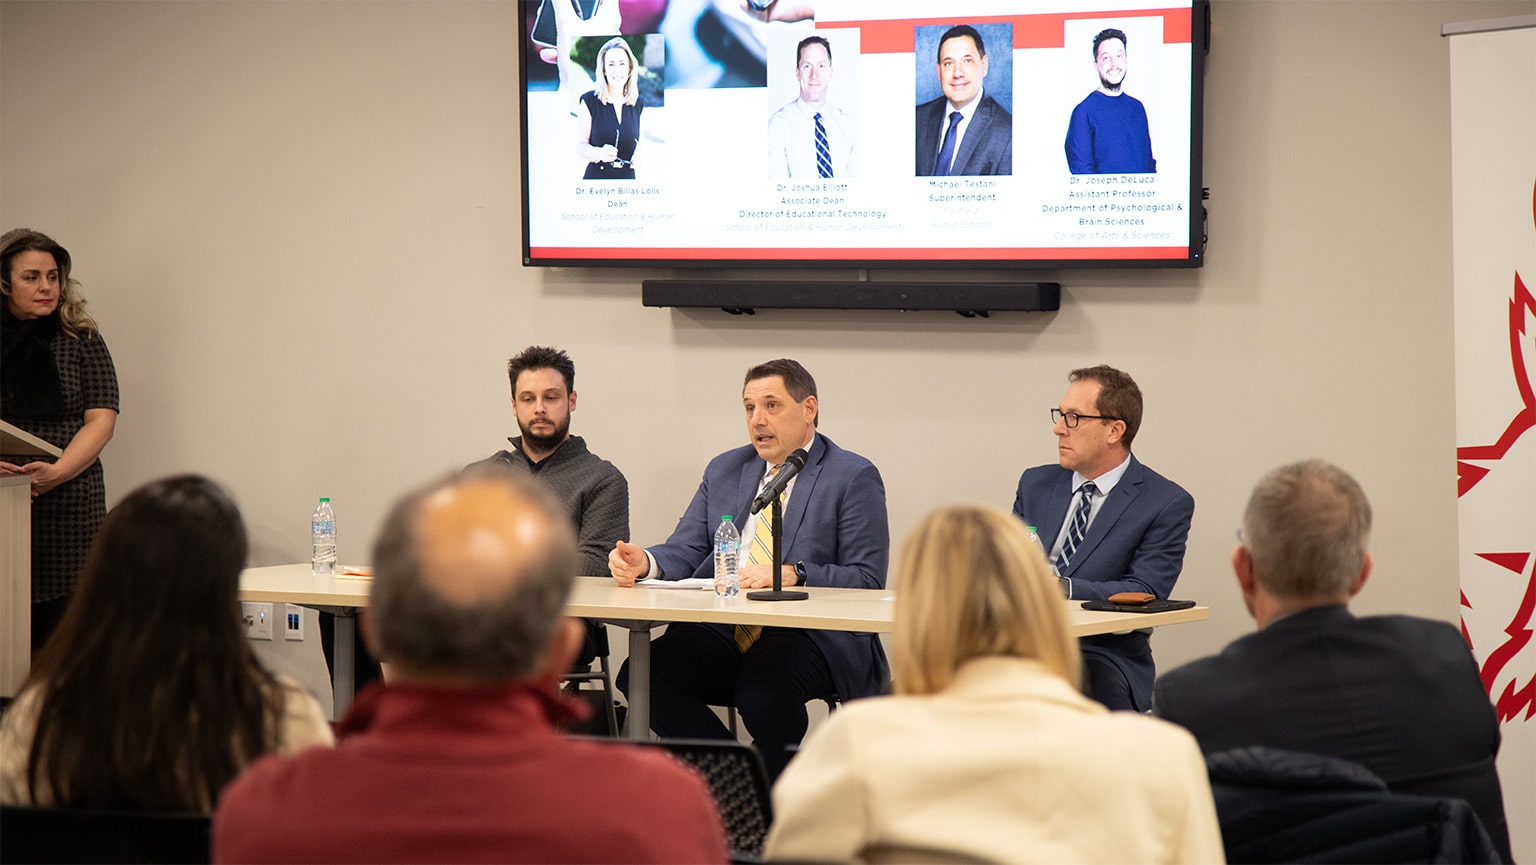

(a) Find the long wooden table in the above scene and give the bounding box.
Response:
[240,565,1209,736]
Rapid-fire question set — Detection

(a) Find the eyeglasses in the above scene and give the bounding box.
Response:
[1050,408,1119,428]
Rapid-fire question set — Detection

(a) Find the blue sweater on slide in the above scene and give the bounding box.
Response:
[1065,90,1156,174]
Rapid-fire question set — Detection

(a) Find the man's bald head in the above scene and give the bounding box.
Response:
[368,469,579,681]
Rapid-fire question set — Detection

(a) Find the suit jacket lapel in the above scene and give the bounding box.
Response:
[1065,457,1144,575]
[954,101,983,171]
[1040,469,1075,542]
[778,435,822,554]
[737,457,763,525]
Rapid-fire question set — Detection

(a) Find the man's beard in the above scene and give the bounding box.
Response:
[519,415,570,453]
[1098,73,1123,93]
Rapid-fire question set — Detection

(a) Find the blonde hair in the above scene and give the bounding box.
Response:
[893,505,1080,695]
[1,228,98,337]
[594,37,640,106]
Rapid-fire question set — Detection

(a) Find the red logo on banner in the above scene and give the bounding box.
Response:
[1463,554,1536,723]
[1457,181,1536,723]
[1454,269,1535,497]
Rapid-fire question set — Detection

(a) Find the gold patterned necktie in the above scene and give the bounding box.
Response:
[735,463,784,651]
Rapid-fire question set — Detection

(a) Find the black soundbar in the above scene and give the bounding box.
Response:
[641,280,1061,316]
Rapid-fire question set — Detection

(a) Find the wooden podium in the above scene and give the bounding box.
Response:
[2,420,62,697]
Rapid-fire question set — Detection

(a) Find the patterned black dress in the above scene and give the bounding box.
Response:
[0,324,119,601]
[581,90,644,180]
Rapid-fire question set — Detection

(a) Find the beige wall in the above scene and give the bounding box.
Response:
[2,0,1530,856]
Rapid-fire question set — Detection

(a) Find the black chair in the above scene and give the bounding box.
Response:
[1206,746,1503,864]
[0,805,211,864]
[560,623,620,736]
[638,737,774,864]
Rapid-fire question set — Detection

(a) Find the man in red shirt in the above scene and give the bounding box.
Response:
[214,469,727,864]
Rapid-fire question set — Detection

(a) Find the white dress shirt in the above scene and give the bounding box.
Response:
[767,99,856,179]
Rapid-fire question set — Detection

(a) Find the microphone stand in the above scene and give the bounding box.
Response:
[747,493,808,601]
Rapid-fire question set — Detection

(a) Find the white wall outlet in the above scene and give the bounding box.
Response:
[284,604,305,641]
[242,602,273,640]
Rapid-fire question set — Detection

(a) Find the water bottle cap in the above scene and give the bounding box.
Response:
[722,515,733,521]
[1026,525,1037,532]
[319,497,331,502]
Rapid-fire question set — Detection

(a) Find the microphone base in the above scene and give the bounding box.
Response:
[747,589,810,602]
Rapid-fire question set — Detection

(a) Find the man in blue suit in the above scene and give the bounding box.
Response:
[1012,365,1193,711]
[916,25,1012,176]
[611,359,889,780]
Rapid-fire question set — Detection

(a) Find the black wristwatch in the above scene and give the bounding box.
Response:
[794,561,808,585]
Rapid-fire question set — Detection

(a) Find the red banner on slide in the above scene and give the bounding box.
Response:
[532,246,1189,261]
[846,8,1193,54]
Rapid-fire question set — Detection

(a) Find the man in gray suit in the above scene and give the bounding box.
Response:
[916,24,1012,176]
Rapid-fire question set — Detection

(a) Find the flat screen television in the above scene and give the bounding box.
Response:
[519,0,1208,270]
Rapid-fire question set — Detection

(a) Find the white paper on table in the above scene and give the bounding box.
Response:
[639,577,715,590]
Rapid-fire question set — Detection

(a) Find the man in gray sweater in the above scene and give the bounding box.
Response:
[470,346,629,670]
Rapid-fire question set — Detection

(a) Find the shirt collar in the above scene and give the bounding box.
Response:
[510,434,581,472]
[337,680,581,741]
[763,431,819,476]
[796,98,834,117]
[1073,453,1131,497]
[947,85,986,120]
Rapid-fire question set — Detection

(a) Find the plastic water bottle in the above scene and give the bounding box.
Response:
[714,515,740,598]
[311,497,337,575]
[1029,524,1068,594]
[1026,524,1058,573]
[1025,525,1045,556]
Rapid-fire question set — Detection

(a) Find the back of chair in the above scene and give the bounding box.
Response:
[1206,747,1502,865]
[0,805,211,864]
[640,738,774,863]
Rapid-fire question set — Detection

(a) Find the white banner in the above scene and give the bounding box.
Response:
[1449,19,1536,865]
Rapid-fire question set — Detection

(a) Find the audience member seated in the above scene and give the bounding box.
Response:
[1152,460,1511,863]
[213,467,728,864]
[764,504,1225,865]
[0,474,333,813]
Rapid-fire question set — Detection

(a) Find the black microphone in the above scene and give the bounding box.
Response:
[750,449,808,514]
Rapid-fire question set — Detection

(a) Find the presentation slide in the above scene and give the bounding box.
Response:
[521,0,1202,266]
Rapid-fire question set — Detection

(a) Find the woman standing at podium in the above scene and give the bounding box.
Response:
[0,228,119,652]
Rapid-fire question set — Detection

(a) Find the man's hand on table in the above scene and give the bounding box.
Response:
[609,540,651,587]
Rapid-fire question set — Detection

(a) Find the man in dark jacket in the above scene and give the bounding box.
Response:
[1154,460,1511,862]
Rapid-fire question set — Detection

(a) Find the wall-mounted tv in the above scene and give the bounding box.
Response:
[520,0,1208,269]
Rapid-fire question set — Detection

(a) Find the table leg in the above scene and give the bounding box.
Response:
[626,622,651,740]
[330,607,356,716]
[599,618,661,741]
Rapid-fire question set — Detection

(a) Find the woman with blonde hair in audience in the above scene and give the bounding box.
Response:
[765,504,1224,864]
[0,474,333,813]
